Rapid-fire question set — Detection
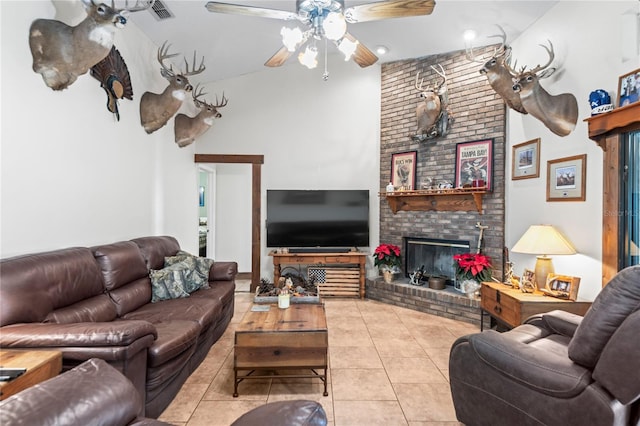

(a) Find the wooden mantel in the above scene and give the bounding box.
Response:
[381,188,487,214]
[584,102,640,149]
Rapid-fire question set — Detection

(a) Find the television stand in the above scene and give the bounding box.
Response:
[269,251,367,298]
[288,247,351,254]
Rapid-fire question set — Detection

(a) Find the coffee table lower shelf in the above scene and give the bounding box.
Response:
[233,366,328,397]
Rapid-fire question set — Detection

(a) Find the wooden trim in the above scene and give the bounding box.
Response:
[585,105,640,286]
[195,154,264,164]
[195,154,264,292]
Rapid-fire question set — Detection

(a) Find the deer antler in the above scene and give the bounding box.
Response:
[192,84,209,109]
[182,51,206,76]
[415,71,425,91]
[528,40,555,75]
[431,63,446,88]
[487,24,508,57]
[157,41,179,77]
[214,93,229,108]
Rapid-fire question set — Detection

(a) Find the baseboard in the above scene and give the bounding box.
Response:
[236,272,251,280]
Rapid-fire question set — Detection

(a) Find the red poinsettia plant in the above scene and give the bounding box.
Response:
[373,243,402,270]
[453,252,493,282]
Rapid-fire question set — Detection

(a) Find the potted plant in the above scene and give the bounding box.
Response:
[453,252,492,297]
[373,243,402,283]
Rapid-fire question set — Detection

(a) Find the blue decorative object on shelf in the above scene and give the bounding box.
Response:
[589,89,613,115]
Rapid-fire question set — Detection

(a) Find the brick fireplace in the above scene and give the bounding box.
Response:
[369,45,506,327]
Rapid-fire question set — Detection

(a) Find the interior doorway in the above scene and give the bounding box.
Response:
[198,165,216,258]
[195,154,264,292]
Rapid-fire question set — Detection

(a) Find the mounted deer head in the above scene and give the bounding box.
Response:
[139,41,206,134]
[465,25,527,114]
[506,41,578,137]
[174,85,228,147]
[413,64,450,141]
[29,0,153,91]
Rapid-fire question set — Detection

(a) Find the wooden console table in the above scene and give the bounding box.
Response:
[0,350,62,400]
[270,251,367,298]
[480,281,592,331]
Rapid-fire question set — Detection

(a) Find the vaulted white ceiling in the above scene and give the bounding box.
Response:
[128,0,559,82]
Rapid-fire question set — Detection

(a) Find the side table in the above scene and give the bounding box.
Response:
[480,281,592,331]
[0,350,62,400]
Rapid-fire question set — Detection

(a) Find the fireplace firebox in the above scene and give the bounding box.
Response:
[403,237,471,285]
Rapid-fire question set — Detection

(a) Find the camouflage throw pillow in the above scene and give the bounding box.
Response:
[165,250,214,290]
[149,260,195,302]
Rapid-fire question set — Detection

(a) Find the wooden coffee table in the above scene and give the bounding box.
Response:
[233,303,328,397]
[0,350,62,400]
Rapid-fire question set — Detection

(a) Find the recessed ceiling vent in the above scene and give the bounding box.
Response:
[148,0,175,21]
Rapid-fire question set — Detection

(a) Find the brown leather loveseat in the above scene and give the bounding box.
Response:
[0,236,236,418]
[449,265,640,425]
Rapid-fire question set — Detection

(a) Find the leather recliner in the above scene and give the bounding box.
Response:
[449,265,640,426]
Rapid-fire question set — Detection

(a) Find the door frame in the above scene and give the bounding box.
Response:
[195,154,264,292]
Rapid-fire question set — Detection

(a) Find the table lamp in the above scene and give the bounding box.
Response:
[511,224,576,290]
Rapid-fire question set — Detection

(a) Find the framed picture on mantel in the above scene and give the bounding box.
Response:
[454,138,494,190]
[390,151,417,190]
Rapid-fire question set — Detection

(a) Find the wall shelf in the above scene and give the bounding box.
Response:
[584,102,640,150]
[381,189,487,214]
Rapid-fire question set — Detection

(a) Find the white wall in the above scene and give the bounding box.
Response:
[506,1,640,300]
[0,1,199,256]
[195,59,382,280]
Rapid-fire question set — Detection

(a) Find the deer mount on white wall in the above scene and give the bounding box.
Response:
[29,0,153,91]
[466,26,578,137]
[174,85,228,148]
[139,42,206,134]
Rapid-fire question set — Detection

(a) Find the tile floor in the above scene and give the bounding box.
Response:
[158,281,475,425]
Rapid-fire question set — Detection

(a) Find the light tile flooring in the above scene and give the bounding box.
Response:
[159,281,475,425]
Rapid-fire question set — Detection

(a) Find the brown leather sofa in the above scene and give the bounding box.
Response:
[0,358,328,426]
[0,236,237,418]
[449,265,640,426]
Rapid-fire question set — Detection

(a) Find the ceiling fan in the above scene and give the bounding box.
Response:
[205,0,436,69]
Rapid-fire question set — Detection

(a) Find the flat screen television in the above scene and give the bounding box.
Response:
[266,189,370,251]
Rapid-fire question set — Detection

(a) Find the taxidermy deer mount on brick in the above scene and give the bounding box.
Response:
[506,41,578,137]
[29,0,153,91]
[412,64,451,142]
[140,41,206,134]
[174,84,228,148]
[465,25,527,115]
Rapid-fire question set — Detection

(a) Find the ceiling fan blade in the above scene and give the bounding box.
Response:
[265,46,295,67]
[205,2,298,21]
[344,0,436,23]
[344,33,378,68]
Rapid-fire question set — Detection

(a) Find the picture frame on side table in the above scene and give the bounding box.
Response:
[454,138,494,190]
[617,67,640,107]
[512,138,540,180]
[547,154,586,202]
[520,268,536,293]
[542,274,581,301]
[390,151,417,190]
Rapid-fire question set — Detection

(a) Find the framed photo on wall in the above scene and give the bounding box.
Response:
[547,154,586,202]
[512,138,540,180]
[617,67,640,107]
[454,138,494,190]
[390,151,417,190]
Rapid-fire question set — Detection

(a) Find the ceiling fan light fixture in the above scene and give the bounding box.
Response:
[338,37,358,61]
[323,11,346,40]
[298,45,318,69]
[281,26,304,52]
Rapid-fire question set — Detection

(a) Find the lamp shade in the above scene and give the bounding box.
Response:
[511,225,576,255]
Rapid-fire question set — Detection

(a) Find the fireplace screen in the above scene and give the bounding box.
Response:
[403,237,471,285]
